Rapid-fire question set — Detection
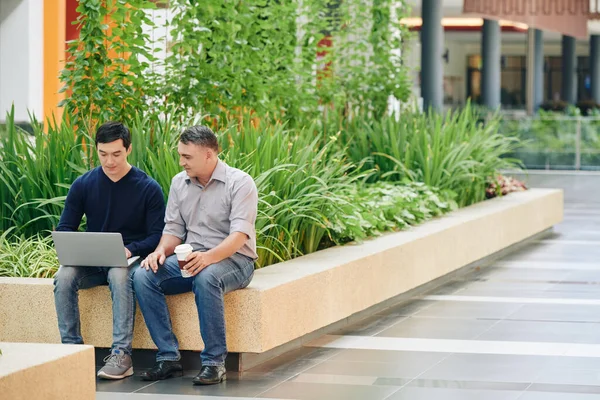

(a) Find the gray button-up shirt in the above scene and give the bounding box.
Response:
[163,160,258,260]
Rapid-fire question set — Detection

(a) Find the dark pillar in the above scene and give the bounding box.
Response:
[527,28,544,114]
[421,0,443,112]
[482,19,501,109]
[591,35,600,103]
[534,29,544,111]
[561,35,577,104]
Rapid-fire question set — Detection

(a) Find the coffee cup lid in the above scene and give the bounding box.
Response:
[175,244,193,253]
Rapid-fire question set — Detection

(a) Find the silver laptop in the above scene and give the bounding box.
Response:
[52,231,140,267]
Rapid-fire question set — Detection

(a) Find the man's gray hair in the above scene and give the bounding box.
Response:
[180,125,219,153]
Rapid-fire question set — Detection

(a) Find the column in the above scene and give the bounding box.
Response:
[482,19,501,109]
[526,28,544,114]
[561,35,577,104]
[421,0,443,112]
[591,35,600,103]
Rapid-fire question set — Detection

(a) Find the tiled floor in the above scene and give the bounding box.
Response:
[97,172,600,399]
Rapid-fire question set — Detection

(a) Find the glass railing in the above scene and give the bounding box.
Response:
[498,115,600,171]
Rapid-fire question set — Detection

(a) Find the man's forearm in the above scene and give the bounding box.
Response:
[156,234,183,256]
[206,232,248,264]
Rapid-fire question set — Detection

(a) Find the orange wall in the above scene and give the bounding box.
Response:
[43,0,66,123]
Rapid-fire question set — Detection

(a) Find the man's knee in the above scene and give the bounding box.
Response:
[193,268,220,291]
[53,266,79,292]
[107,267,134,291]
[132,267,157,292]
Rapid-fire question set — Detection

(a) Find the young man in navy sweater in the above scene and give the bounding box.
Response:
[53,121,165,380]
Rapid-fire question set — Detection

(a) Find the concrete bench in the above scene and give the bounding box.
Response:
[0,342,95,400]
[0,189,563,368]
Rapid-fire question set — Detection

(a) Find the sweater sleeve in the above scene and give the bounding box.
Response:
[56,178,85,232]
[125,181,166,257]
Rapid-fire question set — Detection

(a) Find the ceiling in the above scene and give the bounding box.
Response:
[401,0,600,36]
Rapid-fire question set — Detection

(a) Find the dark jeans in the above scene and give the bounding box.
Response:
[132,252,254,366]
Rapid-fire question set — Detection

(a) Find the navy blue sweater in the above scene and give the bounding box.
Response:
[57,166,165,258]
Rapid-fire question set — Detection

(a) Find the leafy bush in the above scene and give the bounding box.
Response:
[60,0,412,128]
[0,105,520,274]
[60,0,159,128]
[328,181,456,244]
[0,181,456,277]
[340,103,521,206]
[0,231,58,278]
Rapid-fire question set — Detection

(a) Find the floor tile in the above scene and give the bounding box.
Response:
[418,354,550,383]
[424,295,600,307]
[401,378,529,391]
[473,268,572,282]
[374,299,435,317]
[375,316,497,340]
[492,261,600,271]
[135,372,287,397]
[534,368,600,386]
[507,304,600,323]
[291,373,377,385]
[307,335,595,357]
[328,349,448,365]
[97,393,287,400]
[386,387,522,400]
[332,313,407,336]
[476,320,600,344]
[519,391,600,399]
[299,358,440,380]
[257,381,400,400]
[96,376,159,393]
[412,301,524,319]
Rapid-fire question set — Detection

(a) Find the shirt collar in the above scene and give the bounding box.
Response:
[185,160,226,185]
[211,160,227,183]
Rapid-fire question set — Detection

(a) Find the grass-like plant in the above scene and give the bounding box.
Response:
[0,105,519,273]
[339,103,521,206]
[0,230,59,278]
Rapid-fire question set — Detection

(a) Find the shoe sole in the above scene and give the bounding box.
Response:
[193,374,226,385]
[97,367,134,380]
[140,370,184,381]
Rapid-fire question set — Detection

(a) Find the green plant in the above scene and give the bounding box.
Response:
[0,179,458,277]
[339,103,521,206]
[218,119,367,266]
[0,103,519,242]
[0,230,59,278]
[0,108,94,236]
[59,0,158,129]
[161,0,411,122]
[328,181,457,244]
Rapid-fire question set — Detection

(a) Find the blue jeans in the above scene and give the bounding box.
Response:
[53,265,136,355]
[132,251,254,366]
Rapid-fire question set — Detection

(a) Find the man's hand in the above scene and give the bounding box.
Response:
[125,247,132,259]
[184,251,216,276]
[141,250,166,273]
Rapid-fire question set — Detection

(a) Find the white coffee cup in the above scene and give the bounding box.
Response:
[174,244,193,278]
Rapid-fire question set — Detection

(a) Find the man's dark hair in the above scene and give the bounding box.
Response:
[180,125,219,153]
[95,121,131,149]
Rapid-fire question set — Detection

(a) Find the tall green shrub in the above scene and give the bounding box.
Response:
[161,0,411,121]
[59,0,158,128]
[339,103,521,206]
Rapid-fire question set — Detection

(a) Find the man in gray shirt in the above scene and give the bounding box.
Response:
[133,125,257,385]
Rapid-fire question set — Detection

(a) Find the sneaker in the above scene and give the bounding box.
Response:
[97,349,134,380]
